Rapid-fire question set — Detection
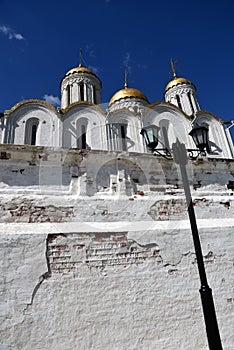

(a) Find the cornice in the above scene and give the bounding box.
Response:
[196,110,222,122]
[60,101,106,115]
[5,99,58,114]
[107,108,138,117]
[144,101,191,120]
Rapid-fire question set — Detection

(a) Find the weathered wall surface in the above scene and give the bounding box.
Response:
[0,145,234,350]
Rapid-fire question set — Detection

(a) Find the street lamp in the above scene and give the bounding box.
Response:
[140,127,223,350]
[141,124,210,158]
[140,125,171,158]
[140,125,159,151]
[189,124,210,153]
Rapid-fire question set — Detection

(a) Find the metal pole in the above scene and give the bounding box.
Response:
[172,139,223,350]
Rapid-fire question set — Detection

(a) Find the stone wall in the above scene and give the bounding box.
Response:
[0,144,234,349]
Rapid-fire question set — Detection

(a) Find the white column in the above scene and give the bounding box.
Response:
[78,84,81,101]
[183,94,192,115]
[67,85,71,106]
[91,85,94,103]
[61,88,68,109]
[84,84,87,101]
[192,95,199,112]
[72,84,78,103]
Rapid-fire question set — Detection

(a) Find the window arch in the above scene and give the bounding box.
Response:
[76,118,88,149]
[67,85,71,105]
[79,83,84,101]
[24,118,39,145]
[176,95,182,109]
[187,92,194,113]
[106,122,127,151]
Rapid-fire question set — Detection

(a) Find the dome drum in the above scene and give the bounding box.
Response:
[61,64,102,108]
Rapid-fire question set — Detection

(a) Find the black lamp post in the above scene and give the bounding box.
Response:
[140,127,223,350]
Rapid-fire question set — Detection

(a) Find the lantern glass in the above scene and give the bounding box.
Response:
[189,125,209,151]
[140,126,159,151]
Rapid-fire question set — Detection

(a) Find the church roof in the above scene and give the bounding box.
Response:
[109,86,148,106]
[65,64,100,82]
[66,65,94,76]
[165,76,192,92]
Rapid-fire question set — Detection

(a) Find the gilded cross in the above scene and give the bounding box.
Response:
[79,48,83,67]
[170,58,178,78]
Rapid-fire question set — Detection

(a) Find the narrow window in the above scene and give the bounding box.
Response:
[31,124,37,145]
[106,123,127,151]
[188,92,194,113]
[80,83,84,101]
[77,119,88,149]
[120,124,127,151]
[67,85,70,105]
[176,95,182,109]
[24,118,39,145]
[81,124,86,149]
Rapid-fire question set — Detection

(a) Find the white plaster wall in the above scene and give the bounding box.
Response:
[108,112,144,153]
[0,146,233,350]
[0,225,233,350]
[62,106,106,150]
[194,113,234,158]
[6,105,58,147]
[143,105,194,150]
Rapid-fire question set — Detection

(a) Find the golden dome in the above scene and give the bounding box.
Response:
[66,64,94,76]
[109,87,148,105]
[165,76,192,92]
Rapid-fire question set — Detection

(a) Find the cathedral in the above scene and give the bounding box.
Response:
[0,61,234,350]
[1,60,233,158]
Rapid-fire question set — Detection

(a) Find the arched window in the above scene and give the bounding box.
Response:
[24,118,39,145]
[79,83,84,101]
[77,118,88,149]
[106,123,127,151]
[67,85,71,105]
[93,85,96,104]
[176,95,182,109]
[187,92,194,113]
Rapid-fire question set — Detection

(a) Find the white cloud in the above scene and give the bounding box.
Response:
[14,33,24,40]
[123,52,130,66]
[0,25,24,40]
[123,52,132,73]
[43,94,60,106]
[85,44,95,58]
[89,65,99,74]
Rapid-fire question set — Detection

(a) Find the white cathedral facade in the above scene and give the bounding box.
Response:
[1,62,233,158]
[1,62,234,350]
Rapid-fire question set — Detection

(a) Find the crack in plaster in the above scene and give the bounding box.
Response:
[23,236,51,315]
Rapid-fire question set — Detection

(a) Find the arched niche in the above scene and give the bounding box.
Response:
[62,104,106,150]
[24,117,39,145]
[106,111,142,152]
[76,117,89,149]
[95,158,148,196]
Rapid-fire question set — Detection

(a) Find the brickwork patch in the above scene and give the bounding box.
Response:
[47,233,162,273]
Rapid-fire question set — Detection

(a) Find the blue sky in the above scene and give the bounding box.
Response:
[0,0,234,137]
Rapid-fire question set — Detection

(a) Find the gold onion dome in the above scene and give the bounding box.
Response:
[165,74,192,92]
[109,85,148,105]
[66,64,96,77]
